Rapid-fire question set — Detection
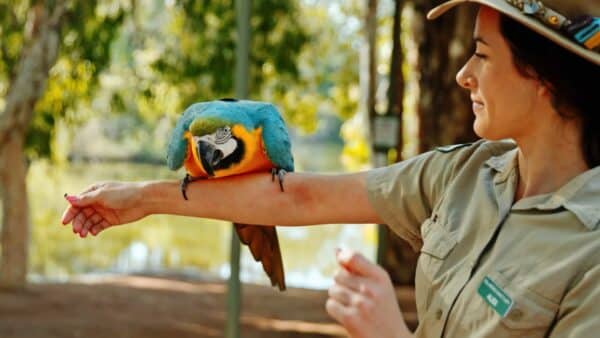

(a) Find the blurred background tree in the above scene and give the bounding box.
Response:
[377,0,476,286]
[0,0,477,299]
[0,0,369,290]
[0,0,126,288]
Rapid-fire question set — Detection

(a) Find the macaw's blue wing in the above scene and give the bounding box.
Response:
[258,104,295,173]
[166,102,210,170]
[167,99,294,173]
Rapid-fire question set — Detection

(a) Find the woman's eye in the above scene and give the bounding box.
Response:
[474,52,487,59]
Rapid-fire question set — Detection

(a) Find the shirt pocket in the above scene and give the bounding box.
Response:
[418,216,458,280]
[489,270,559,332]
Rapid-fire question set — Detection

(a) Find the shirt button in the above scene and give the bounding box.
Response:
[435,309,443,319]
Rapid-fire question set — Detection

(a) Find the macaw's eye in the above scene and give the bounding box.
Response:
[215,126,232,144]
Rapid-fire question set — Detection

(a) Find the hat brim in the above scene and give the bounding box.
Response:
[427,0,600,66]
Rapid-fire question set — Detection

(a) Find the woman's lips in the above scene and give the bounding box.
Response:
[471,97,484,112]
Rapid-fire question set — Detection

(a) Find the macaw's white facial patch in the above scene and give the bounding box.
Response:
[195,132,238,159]
[214,126,232,144]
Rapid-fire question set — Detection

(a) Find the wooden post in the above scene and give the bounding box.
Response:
[225,1,251,337]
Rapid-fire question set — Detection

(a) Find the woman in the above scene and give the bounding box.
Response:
[62,0,599,337]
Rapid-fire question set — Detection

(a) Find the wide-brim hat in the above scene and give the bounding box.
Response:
[427,0,600,66]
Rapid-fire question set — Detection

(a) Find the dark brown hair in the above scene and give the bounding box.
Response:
[499,15,599,168]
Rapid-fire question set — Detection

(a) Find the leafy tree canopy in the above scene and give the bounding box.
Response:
[0,0,128,159]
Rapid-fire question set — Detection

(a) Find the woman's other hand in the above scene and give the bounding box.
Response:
[61,181,149,237]
[326,248,413,338]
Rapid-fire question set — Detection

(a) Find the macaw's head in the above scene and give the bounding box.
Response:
[185,117,244,177]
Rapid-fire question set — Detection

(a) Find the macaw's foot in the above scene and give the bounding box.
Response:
[271,168,288,192]
[180,174,202,200]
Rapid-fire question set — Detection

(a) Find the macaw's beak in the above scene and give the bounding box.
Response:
[197,140,223,177]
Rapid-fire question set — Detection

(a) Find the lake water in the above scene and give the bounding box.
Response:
[23,142,376,289]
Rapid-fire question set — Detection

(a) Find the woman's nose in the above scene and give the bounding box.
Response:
[456,61,476,89]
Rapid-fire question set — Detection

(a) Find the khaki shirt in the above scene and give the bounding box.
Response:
[367,140,600,338]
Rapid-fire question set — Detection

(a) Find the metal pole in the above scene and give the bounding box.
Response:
[235,0,251,98]
[225,231,242,338]
[225,1,250,338]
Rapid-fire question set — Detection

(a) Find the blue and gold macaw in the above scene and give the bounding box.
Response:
[167,98,294,291]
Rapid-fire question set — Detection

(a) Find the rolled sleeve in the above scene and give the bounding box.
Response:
[366,140,493,251]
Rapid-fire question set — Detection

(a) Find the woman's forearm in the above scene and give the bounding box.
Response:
[141,171,382,226]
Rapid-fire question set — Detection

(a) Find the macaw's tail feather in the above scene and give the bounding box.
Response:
[234,223,286,291]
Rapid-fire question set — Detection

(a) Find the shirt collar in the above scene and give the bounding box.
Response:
[485,147,519,184]
[485,145,600,231]
[534,166,600,231]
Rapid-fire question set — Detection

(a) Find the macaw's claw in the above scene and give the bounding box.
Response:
[181,174,202,200]
[271,168,288,192]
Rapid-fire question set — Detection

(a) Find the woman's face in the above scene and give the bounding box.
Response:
[456,6,545,141]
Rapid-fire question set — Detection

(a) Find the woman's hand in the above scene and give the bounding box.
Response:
[326,248,413,338]
[61,181,149,237]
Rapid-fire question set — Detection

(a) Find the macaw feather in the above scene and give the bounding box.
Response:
[166,99,294,173]
[189,117,229,137]
[166,99,293,291]
[235,223,286,291]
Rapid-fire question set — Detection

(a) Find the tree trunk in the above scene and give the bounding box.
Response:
[0,2,66,289]
[366,0,378,136]
[389,0,404,153]
[382,1,477,286]
[413,1,477,152]
[0,133,29,289]
[379,0,417,285]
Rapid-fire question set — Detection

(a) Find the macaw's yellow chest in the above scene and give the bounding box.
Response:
[183,125,275,178]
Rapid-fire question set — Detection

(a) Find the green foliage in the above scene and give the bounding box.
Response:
[0,1,27,80]
[95,0,359,162]
[29,1,127,160]
[0,0,128,160]
[152,0,310,107]
[2,0,372,167]
[260,1,362,134]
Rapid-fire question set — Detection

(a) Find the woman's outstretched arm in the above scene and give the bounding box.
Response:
[61,171,383,237]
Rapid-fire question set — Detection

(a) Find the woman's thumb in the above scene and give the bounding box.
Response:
[64,192,97,207]
[336,248,381,277]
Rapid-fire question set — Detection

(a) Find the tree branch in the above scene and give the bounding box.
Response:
[0,0,67,148]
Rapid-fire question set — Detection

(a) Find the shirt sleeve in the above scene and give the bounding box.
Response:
[365,140,488,251]
[547,264,600,337]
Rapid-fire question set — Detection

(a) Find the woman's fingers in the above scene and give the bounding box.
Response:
[328,282,356,307]
[80,212,104,237]
[325,294,374,336]
[334,268,370,293]
[61,205,80,225]
[327,248,410,338]
[61,187,101,226]
[337,248,386,281]
[72,207,96,236]
[325,298,353,326]
[61,182,142,238]
[90,220,110,236]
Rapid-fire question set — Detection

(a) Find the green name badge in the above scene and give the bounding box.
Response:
[478,276,513,318]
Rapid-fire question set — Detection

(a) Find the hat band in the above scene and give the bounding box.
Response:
[505,0,600,52]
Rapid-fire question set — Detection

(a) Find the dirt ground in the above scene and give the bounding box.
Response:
[0,275,417,338]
